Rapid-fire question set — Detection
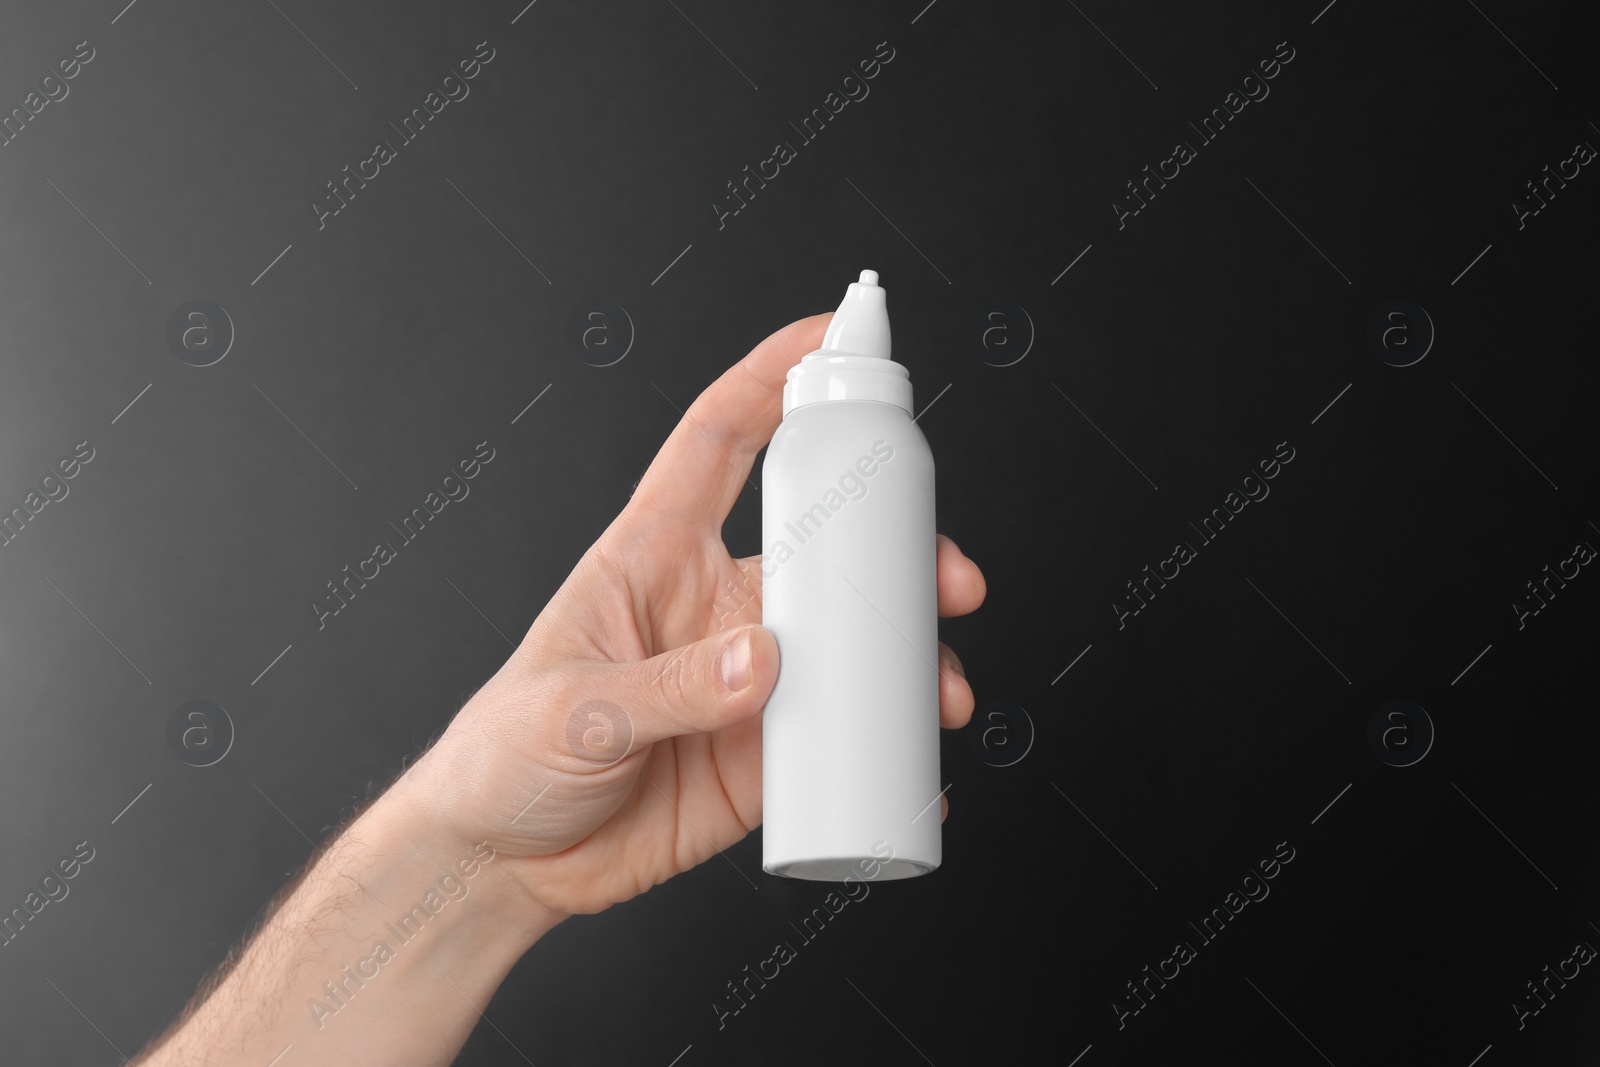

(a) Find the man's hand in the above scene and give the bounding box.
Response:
[134,312,985,1065]
[397,311,987,920]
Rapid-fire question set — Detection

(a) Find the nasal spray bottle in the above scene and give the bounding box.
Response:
[761,270,940,881]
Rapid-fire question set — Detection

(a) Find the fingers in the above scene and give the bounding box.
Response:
[937,534,986,618]
[933,536,980,733]
[938,641,974,729]
[742,535,985,619]
[628,313,832,531]
[584,624,780,756]
[731,541,980,729]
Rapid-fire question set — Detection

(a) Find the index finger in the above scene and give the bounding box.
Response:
[628,312,832,530]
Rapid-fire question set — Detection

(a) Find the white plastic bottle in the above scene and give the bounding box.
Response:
[761,270,941,881]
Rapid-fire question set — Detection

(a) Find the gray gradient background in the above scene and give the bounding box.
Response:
[2,0,1597,1064]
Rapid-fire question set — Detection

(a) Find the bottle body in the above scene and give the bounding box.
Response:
[760,399,940,880]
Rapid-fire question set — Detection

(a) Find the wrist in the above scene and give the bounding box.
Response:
[138,766,562,1066]
[376,758,567,950]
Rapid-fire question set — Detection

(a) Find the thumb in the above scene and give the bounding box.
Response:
[600,624,779,752]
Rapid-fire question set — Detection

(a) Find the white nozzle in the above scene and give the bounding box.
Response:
[817,269,891,360]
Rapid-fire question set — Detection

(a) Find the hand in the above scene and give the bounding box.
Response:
[399,313,987,922]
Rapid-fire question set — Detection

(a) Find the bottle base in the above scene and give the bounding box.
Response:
[763,856,938,882]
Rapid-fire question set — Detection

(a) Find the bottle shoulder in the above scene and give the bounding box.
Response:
[771,399,922,437]
[764,401,932,472]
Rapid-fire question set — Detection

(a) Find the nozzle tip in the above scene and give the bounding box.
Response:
[857,269,879,286]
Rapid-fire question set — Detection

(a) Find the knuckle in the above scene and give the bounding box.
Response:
[646,645,697,713]
[561,694,635,767]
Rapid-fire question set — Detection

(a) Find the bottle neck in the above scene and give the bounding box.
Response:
[783,354,912,417]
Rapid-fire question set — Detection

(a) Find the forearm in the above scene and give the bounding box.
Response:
[135,771,562,1066]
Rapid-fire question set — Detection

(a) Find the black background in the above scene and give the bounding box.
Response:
[2,1,1597,1063]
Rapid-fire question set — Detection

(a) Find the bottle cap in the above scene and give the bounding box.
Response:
[814,270,891,361]
[784,269,910,416]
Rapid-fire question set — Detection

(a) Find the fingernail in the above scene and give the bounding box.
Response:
[720,630,753,691]
[944,648,966,679]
